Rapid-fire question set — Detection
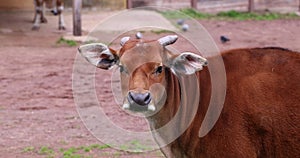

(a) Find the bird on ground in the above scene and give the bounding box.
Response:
[136,32,143,39]
[182,24,189,32]
[177,19,185,25]
[220,35,230,43]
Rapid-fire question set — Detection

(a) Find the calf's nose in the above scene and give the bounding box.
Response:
[128,91,152,106]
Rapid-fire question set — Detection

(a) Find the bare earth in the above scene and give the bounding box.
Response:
[0,10,299,158]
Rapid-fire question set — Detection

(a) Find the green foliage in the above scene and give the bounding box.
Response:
[57,37,78,46]
[161,8,299,21]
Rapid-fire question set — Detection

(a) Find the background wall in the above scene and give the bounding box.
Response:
[0,0,34,10]
[0,0,298,11]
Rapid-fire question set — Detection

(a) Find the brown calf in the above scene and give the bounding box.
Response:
[78,35,300,157]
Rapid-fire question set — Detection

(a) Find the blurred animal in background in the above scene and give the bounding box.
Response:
[182,24,189,32]
[220,35,230,43]
[176,19,189,32]
[32,0,66,30]
[135,32,143,39]
[177,19,185,25]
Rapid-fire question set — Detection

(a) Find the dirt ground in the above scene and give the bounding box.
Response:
[0,10,299,158]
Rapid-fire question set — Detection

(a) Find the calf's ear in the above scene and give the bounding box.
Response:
[168,52,208,75]
[78,43,118,70]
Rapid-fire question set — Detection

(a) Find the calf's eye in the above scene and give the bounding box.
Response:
[154,66,163,74]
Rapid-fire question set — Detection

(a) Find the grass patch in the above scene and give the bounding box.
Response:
[151,29,174,34]
[61,147,81,158]
[160,9,189,19]
[22,143,158,157]
[57,37,78,46]
[60,144,111,158]
[22,146,35,153]
[38,146,55,158]
[179,8,213,19]
[129,140,152,152]
[216,10,299,20]
[118,140,152,152]
[161,8,299,20]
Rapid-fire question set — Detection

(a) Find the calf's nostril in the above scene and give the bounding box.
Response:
[144,93,151,105]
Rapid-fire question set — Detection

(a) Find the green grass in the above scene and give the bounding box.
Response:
[161,8,300,21]
[129,140,152,152]
[179,8,213,19]
[22,146,35,153]
[118,140,152,152]
[151,29,174,34]
[60,144,111,158]
[21,144,112,158]
[57,37,78,46]
[38,146,55,158]
[61,147,81,158]
[20,143,159,157]
[216,10,299,20]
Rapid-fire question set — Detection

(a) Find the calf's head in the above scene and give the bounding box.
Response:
[78,35,207,113]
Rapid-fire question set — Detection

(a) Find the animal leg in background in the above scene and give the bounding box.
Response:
[32,0,66,30]
[33,0,44,30]
[57,0,66,30]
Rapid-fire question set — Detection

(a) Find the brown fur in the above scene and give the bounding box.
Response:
[100,37,300,158]
[148,47,300,157]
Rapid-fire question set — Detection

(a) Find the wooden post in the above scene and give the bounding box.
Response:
[126,0,132,9]
[248,0,254,12]
[191,0,197,9]
[73,0,82,36]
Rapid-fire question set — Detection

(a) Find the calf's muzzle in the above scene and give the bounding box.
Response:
[128,91,152,106]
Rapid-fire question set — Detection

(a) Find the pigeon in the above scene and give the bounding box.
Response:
[182,24,189,32]
[177,19,185,25]
[136,32,143,39]
[220,35,230,43]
